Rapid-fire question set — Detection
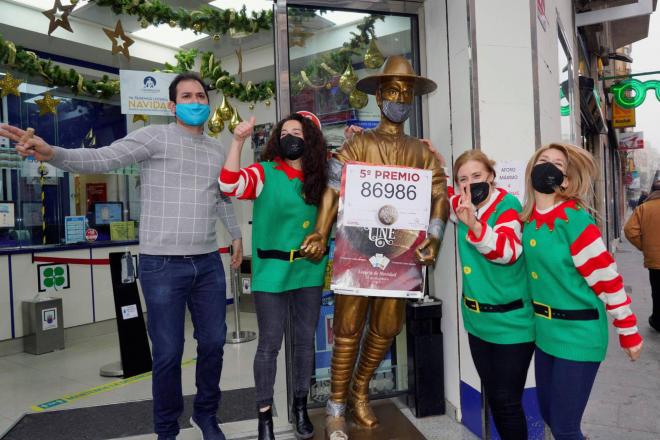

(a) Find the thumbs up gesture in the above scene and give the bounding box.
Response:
[233,116,256,143]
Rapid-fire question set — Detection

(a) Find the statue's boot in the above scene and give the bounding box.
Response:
[326,335,360,439]
[348,330,393,428]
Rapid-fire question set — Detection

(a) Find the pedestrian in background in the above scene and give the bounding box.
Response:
[625,177,660,332]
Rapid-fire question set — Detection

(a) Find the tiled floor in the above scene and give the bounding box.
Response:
[0,235,657,440]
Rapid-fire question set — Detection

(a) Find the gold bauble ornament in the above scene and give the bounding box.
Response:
[364,39,385,69]
[264,99,271,107]
[140,18,149,29]
[70,0,79,5]
[132,114,149,124]
[208,106,225,135]
[248,103,255,110]
[325,82,333,90]
[212,34,221,41]
[339,64,358,94]
[228,109,242,134]
[168,20,177,28]
[349,90,369,109]
[219,95,234,121]
[193,23,202,33]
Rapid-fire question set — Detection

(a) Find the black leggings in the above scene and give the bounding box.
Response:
[468,333,535,440]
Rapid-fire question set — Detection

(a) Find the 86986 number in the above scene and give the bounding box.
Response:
[360,182,417,200]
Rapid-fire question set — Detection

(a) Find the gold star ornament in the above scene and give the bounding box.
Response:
[35,93,61,116]
[0,73,23,98]
[43,0,75,36]
[103,20,134,60]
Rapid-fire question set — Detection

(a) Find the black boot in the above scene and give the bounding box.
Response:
[257,407,275,440]
[292,396,314,439]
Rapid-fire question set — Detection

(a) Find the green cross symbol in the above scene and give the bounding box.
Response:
[43,266,66,289]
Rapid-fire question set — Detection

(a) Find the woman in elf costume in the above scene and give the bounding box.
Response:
[521,143,643,440]
[219,113,328,440]
[450,150,535,440]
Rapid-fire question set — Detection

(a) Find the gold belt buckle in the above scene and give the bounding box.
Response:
[534,301,552,319]
[290,249,302,263]
[464,295,480,313]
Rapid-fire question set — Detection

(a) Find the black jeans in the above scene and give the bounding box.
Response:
[253,286,322,408]
[650,269,659,324]
[468,333,534,440]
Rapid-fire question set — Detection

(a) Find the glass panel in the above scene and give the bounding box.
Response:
[286,6,417,404]
[0,69,135,248]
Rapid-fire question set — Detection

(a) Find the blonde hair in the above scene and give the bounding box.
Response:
[452,150,497,184]
[521,143,598,221]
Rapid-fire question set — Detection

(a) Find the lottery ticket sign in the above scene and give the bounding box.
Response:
[331,162,432,299]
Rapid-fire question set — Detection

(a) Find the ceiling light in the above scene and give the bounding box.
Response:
[322,11,369,26]
[209,0,272,16]
[132,25,207,48]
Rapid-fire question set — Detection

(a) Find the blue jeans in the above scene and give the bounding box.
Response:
[139,252,227,437]
[534,347,600,440]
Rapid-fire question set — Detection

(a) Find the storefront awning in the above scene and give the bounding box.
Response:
[576,0,657,47]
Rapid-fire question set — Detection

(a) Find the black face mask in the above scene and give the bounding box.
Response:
[531,162,565,194]
[279,134,305,160]
[470,182,490,205]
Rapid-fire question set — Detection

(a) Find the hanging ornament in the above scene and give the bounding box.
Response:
[264,99,271,107]
[228,109,242,134]
[339,64,358,94]
[132,114,149,125]
[219,95,234,121]
[349,90,369,109]
[103,20,134,60]
[212,34,221,42]
[42,0,75,35]
[35,93,61,116]
[140,18,149,29]
[193,23,202,33]
[0,72,23,98]
[248,103,255,110]
[43,0,75,36]
[364,38,385,69]
[208,106,225,136]
[70,0,79,4]
[169,20,177,28]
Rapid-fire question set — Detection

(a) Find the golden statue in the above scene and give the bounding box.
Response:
[301,56,449,439]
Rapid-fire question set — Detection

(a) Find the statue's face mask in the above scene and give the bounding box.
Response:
[377,80,415,123]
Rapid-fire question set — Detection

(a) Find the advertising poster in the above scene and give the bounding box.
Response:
[64,216,86,244]
[119,70,177,115]
[331,163,431,299]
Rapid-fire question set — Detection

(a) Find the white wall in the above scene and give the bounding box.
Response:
[425,0,468,418]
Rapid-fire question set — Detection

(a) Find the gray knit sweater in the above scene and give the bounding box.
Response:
[49,123,241,256]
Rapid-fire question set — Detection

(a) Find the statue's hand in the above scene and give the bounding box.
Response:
[300,232,327,261]
[415,235,441,266]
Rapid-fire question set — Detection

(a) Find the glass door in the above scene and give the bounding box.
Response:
[273,0,423,409]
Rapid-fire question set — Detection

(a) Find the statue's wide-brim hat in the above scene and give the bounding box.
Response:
[356,55,437,96]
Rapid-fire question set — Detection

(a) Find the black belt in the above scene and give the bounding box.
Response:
[463,295,524,313]
[257,247,329,263]
[533,302,599,320]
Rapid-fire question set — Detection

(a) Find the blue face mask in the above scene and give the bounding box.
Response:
[381,99,412,123]
[175,103,210,126]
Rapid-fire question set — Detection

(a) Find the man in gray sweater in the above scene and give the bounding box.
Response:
[1,72,241,440]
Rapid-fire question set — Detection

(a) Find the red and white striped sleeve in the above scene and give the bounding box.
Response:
[570,223,642,348]
[219,163,265,200]
[448,187,459,224]
[466,208,523,265]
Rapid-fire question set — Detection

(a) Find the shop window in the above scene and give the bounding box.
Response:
[558,24,575,142]
[0,69,138,248]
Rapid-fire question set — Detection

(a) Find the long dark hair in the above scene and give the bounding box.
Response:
[261,113,328,206]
